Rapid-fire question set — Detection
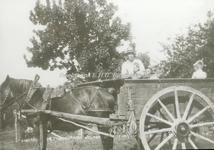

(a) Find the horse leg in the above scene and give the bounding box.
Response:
[97,126,113,150]
[33,123,40,147]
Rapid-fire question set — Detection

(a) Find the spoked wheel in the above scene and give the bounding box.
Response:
[140,86,214,150]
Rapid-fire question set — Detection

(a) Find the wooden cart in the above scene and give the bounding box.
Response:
[21,78,214,149]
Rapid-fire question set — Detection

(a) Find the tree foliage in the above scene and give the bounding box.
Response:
[160,11,214,78]
[24,0,131,75]
[136,52,150,69]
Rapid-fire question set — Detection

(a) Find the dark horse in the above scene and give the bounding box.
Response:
[0,75,116,150]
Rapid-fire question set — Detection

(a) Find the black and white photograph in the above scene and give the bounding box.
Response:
[0,0,214,149]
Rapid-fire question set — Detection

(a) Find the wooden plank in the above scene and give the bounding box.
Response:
[124,78,214,84]
[21,109,113,126]
[13,109,18,143]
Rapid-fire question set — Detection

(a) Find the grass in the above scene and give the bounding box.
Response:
[0,136,139,150]
[1,130,214,150]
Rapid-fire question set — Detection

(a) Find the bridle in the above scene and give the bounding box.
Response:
[1,89,29,110]
[2,88,14,104]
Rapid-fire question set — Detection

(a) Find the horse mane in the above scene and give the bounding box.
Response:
[16,79,34,92]
[1,76,42,93]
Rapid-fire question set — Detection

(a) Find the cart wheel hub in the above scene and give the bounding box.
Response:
[176,122,190,137]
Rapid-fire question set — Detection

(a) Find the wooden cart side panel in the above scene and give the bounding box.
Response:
[117,83,161,119]
[119,79,214,120]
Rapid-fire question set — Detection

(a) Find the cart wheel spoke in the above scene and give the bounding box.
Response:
[145,128,172,135]
[147,113,172,126]
[191,131,214,144]
[182,93,195,120]
[160,133,164,143]
[154,133,174,150]
[166,132,172,145]
[181,142,186,149]
[157,99,175,121]
[174,90,181,119]
[190,121,214,128]
[148,133,158,144]
[172,138,178,149]
[146,122,170,130]
[188,136,198,149]
[187,106,211,123]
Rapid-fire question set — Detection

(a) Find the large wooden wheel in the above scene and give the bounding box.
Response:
[140,86,214,150]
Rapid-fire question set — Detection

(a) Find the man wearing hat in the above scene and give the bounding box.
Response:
[121,47,145,79]
[192,60,207,79]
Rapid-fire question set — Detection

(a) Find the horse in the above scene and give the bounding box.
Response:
[0,75,116,150]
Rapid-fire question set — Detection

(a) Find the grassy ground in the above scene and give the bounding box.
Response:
[0,135,139,150]
[1,130,214,150]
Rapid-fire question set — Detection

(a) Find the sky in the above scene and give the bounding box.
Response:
[0,0,214,87]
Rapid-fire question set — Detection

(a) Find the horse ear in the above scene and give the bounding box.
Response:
[6,75,10,82]
[2,75,10,87]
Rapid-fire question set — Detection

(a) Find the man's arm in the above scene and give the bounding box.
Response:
[121,62,127,75]
[121,62,128,78]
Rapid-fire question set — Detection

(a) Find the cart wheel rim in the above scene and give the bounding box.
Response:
[140,86,214,150]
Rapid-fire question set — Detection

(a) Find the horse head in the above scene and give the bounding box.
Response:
[0,75,16,129]
[0,75,15,106]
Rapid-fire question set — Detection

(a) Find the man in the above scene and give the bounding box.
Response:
[192,60,207,79]
[121,47,145,79]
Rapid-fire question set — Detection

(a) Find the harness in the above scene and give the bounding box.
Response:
[2,75,113,117]
[2,90,28,110]
[22,75,42,110]
[70,86,100,115]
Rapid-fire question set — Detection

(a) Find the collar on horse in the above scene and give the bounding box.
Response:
[23,75,42,110]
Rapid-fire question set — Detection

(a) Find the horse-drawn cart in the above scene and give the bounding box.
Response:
[1,76,214,150]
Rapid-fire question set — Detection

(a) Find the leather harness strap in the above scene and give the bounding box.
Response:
[70,86,99,114]
[41,88,53,111]
[83,87,99,114]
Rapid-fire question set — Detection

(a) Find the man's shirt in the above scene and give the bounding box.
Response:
[121,59,145,78]
[192,69,207,79]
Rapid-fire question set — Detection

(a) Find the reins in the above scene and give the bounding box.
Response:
[2,90,28,110]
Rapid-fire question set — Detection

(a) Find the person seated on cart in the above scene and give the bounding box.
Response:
[121,47,145,79]
[192,60,207,79]
[132,62,143,79]
[150,67,163,79]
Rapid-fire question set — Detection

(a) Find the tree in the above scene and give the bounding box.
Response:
[136,52,150,69]
[160,11,214,78]
[24,0,131,76]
